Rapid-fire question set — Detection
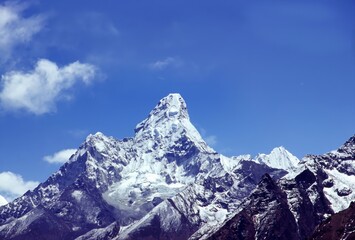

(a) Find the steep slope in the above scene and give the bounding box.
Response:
[311,201,355,240]
[114,159,287,240]
[254,146,300,172]
[1,93,352,240]
[278,168,333,239]
[1,93,283,240]
[203,135,355,240]
[303,135,355,213]
[0,93,212,239]
[204,168,333,240]
[0,130,135,239]
[208,174,299,240]
[102,93,216,225]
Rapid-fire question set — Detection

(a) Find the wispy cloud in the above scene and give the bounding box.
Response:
[200,128,218,147]
[0,2,43,61]
[0,59,97,115]
[148,57,183,71]
[43,148,76,164]
[80,12,119,37]
[0,171,39,201]
[205,135,217,146]
[68,129,89,139]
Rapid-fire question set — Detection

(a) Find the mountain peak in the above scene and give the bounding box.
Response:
[327,134,355,158]
[271,146,286,152]
[344,134,355,145]
[255,146,299,172]
[134,93,213,153]
[338,134,355,153]
[152,93,188,120]
[85,131,105,140]
[134,93,189,133]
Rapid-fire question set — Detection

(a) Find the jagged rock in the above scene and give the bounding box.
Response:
[209,174,299,240]
[311,202,355,240]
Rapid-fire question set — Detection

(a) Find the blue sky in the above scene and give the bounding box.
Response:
[0,0,354,200]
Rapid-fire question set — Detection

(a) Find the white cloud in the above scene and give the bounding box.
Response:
[148,57,182,70]
[68,129,89,139]
[0,194,7,206]
[0,171,39,201]
[0,3,43,60]
[43,148,76,164]
[0,59,97,114]
[205,135,217,146]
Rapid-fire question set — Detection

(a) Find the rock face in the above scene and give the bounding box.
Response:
[302,135,355,213]
[209,174,299,240]
[0,93,353,240]
[0,139,121,240]
[207,168,330,240]
[311,201,355,240]
[206,135,355,240]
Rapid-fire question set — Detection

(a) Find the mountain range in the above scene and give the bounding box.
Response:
[0,93,354,240]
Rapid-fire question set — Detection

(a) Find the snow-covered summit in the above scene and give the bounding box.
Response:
[85,93,216,224]
[133,93,213,153]
[83,131,116,152]
[135,93,188,133]
[150,93,188,119]
[254,146,300,172]
[329,134,355,157]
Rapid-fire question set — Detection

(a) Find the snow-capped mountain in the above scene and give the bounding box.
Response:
[0,93,243,239]
[254,146,300,172]
[0,93,353,240]
[204,135,355,240]
[0,93,214,239]
[302,136,355,213]
[222,147,299,176]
